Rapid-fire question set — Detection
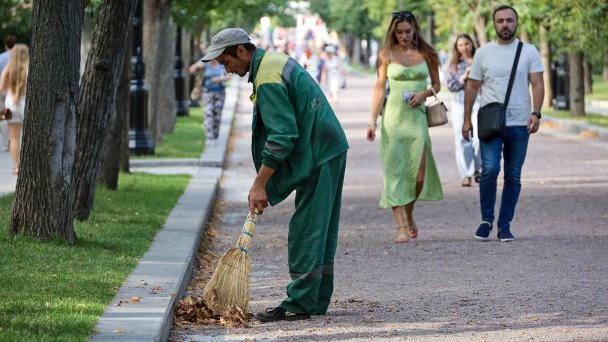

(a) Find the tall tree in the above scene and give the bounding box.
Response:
[99,29,132,189]
[72,0,137,220]
[144,0,175,144]
[10,0,83,243]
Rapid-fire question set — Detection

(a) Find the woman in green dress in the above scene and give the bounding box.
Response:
[367,11,444,243]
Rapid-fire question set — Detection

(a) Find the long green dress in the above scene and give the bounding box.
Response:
[379,61,444,208]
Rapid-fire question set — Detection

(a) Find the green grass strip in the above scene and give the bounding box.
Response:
[544,109,608,128]
[134,106,205,159]
[588,75,608,101]
[0,172,190,341]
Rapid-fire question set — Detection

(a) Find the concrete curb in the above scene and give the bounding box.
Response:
[90,76,241,341]
[90,167,221,341]
[542,115,608,142]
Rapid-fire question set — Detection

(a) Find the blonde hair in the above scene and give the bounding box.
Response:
[384,11,440,72]
[4,44,29,105]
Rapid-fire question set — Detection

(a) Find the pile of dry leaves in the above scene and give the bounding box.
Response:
[173,200,251,328]
[174,295,250,327]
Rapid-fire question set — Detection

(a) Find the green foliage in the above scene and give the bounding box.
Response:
[172,0,290,35]
[0,173,190,341]
[544,0,608,55]
[0,0,32,46]
[328,0,378,38]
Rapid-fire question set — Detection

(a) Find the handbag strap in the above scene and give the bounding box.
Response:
[430,87,440,102]
[503,41,523,109]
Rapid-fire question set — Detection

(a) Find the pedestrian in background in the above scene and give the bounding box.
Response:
[367,11,444,244]
[189,57,231,146]
[462,5,544,241]
[447,33,481,187]
[0,43,29,176]
[201,28,349,322]
[0,35,16,153]
[320,45,344,105]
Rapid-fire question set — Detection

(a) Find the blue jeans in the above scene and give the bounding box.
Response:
[479,126,529,229]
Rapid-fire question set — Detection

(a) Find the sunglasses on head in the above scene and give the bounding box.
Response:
[392,11,414,19]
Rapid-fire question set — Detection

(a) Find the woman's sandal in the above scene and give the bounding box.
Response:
[406,222,418,239]
[395,226,409,243]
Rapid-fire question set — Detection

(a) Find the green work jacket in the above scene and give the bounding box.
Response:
[248,48,349,205]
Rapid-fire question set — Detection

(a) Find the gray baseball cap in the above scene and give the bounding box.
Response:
[201,28,251,62]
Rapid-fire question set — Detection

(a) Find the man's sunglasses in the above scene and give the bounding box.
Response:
[392,11,414,19]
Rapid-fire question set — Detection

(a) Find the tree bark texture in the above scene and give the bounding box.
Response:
[72,0,137,221]
[144,0,175,144]
[158,19,176,135]
[520,26,529,44]
[473,16,488,45]
[10,0,83,243]
[568,51,585,117]
[539,24,553,109]
[583,58,592,94]
[352,37,361,66]
[99,28,133,189]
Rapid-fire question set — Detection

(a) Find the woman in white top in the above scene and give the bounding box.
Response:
[321,45,343,105]
[0,44,28,175]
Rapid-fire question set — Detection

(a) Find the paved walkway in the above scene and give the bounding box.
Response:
[171,72,608,341]
[0,147,17,196]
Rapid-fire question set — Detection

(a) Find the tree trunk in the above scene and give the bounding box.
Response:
[352,37,361,65]
[10,0,83,243]
[72,0,137,221]
[99,28,133,189]
[539,24,553,109]
[473,16,488,45]
[158,17,176,135]
[583,57,592,94]
[568,51,585,117]
[603,64,608,82]
[144,0,174,144]
[520,25,529,43]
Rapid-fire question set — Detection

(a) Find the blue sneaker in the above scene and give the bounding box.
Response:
[475,222,492,241]
[498,227,515,242]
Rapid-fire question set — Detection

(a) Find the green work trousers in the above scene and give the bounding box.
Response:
[279,152,347,315]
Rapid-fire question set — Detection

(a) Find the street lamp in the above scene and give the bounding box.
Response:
[129,0,154,155]
[174,26,189,116]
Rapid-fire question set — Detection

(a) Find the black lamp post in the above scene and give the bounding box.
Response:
[174,26,189,116]
[129,0,154,155]
[188,35,200,108]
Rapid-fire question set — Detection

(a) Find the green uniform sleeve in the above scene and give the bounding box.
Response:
[256,83,298,169]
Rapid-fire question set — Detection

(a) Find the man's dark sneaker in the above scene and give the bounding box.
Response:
[254,307,311,323]
[475,222,492,241]
[498,227,515,242]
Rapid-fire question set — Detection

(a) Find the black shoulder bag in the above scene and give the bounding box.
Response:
[477,41,523,142]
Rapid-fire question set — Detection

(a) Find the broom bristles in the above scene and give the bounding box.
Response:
[203,211,257,316]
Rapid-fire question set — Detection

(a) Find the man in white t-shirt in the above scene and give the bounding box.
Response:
[462,5,544,242]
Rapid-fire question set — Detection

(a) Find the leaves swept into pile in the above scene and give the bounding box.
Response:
[174,295,250,327]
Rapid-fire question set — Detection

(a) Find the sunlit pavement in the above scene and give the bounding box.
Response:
[170,70,608,341]
[0,146,16,196]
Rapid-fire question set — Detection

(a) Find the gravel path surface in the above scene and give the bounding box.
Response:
[170,74,608,341]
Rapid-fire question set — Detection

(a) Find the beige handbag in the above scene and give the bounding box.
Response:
[426,88,448,127]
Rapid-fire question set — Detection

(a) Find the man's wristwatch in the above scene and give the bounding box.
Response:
[531,111,542,119]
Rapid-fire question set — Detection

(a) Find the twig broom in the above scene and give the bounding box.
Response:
[203,210,258,316]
